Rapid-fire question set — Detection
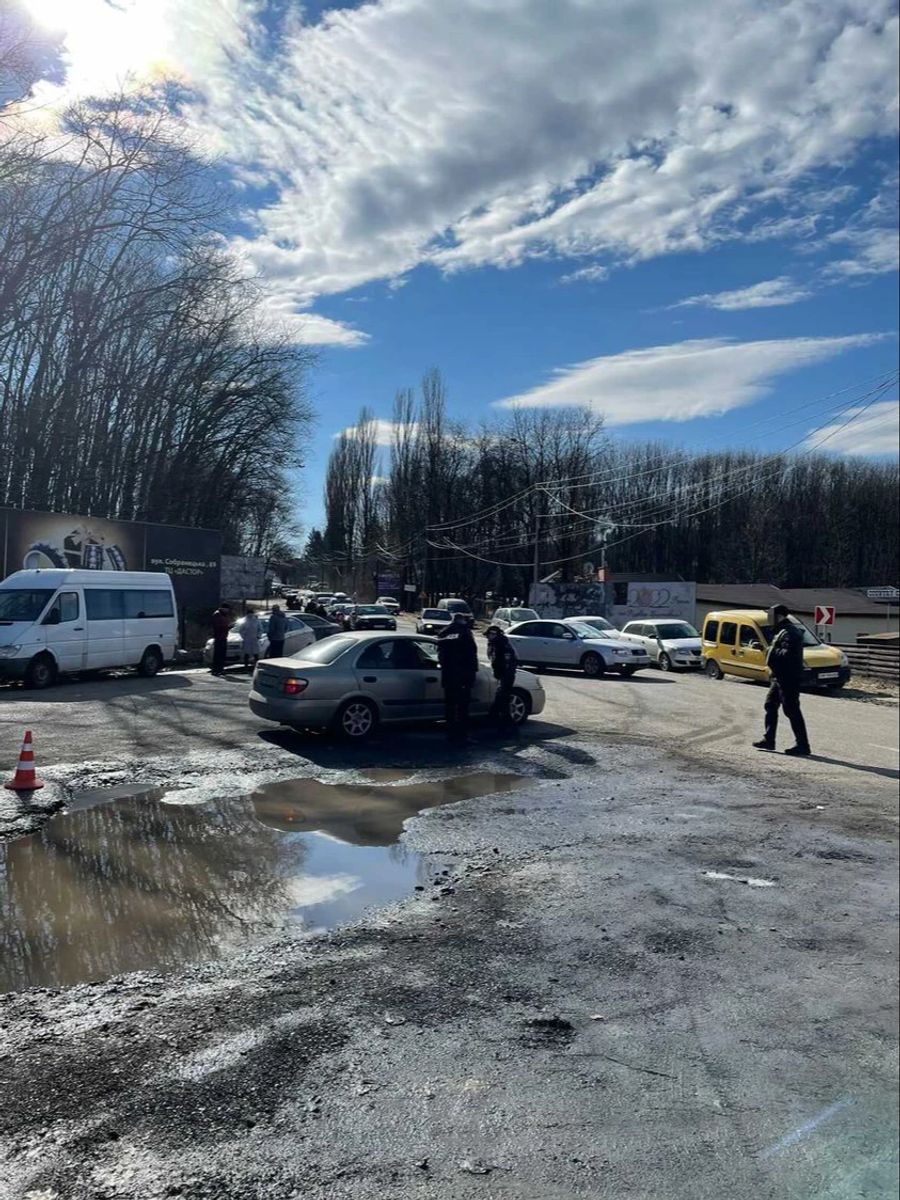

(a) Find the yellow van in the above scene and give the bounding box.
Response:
[701,609,851,690]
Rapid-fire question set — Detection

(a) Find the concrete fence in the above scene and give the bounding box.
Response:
[834,643,900,682]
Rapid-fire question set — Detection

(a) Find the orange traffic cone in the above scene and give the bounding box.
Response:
[4,730,45,791]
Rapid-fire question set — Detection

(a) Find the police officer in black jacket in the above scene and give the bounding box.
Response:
[754,604,811,757]
[486,625,518,730]
[437,613,478,744]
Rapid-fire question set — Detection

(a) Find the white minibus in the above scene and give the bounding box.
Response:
[0,569,178,688]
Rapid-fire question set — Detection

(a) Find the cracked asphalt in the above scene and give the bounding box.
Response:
[0,655,897,1199]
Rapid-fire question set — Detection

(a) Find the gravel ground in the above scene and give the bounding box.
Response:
[0,719,897,1200]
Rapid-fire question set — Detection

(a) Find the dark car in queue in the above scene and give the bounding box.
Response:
[349,604,397,631]
[290,612,342,641]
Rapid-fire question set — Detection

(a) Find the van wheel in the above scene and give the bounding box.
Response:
[334,698,378,741]
[138,647,163,678]
[25,654,57,690]
[581,652,604,678]
[705,659,724,680]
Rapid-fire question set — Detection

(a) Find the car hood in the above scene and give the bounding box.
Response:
[660,637,702,652]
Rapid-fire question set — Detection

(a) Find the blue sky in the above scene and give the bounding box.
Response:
[10,0,900,530]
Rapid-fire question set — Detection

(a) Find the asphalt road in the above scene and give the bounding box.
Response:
[0,645,897,1199]
[1,652,897,796]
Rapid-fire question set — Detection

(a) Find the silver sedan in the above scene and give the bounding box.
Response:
[248,631,545,740]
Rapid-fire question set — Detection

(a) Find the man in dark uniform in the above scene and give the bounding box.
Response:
[754,604,811,756]
[437,613,478,744]
[486,625,518,731]
[267,604,288,658]
[210,603,232,676]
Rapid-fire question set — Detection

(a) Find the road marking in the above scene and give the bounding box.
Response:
[869,743,900,754]
[702,870,775,888]
[760,1097,852,1159]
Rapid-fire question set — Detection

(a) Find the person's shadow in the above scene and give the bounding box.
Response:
[807,754,899,781]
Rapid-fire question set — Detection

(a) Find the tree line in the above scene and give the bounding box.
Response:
[0,60,312,557]
[310,371,899,599]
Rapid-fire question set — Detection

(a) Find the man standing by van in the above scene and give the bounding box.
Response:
[210,603,231,676]
[754,604,811,757]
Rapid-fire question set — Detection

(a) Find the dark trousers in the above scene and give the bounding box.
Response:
[211,637,228,674]
[764,680,810,750]
[443,683,472,742]
[490,674,515,726]
[268,639,284,659]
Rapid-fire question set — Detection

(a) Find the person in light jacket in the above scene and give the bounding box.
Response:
[241,608,261,671]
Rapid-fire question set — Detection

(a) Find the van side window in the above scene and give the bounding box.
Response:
[59,592,79,622]
[85,589,124,620]
[739,625,759,647]
[703,620,719,642]
[719,621,737,647]
[124,590,174,619]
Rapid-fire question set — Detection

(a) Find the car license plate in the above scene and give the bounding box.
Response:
[819,671,839,679]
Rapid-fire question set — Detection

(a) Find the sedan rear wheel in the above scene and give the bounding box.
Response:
[581,651,604,678]
[335,698,378,741]
[508,689,532,726]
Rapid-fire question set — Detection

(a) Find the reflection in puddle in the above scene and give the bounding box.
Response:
[0,772,523,992]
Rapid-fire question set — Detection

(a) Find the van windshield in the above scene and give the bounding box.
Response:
[762,619,820,647]
[0,589,55,622]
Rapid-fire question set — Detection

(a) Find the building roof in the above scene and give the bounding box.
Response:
[695,584,895,617]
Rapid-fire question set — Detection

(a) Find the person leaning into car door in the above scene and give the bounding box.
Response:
[437,613,478,744]
[754,604,811,757]
[486,625,517,731]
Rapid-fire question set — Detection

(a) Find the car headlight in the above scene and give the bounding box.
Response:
[839,652,849,667]
[0,645,22,658]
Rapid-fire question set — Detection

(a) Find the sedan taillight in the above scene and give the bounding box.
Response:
[282,677,308,696]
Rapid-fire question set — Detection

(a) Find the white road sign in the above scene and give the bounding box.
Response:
[867,586,899,602]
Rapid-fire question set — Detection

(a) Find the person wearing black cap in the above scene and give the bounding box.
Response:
[754,604,811,756]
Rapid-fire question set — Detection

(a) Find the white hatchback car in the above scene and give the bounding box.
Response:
[491,606,540,630]
[506,618,650,677]
[619,619,703,670]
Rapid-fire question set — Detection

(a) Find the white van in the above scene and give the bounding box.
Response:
[0,569,178,688]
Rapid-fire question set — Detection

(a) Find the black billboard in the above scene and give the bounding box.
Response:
[1,507,221,610]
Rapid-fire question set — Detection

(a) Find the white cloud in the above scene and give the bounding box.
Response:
[337,419,412,446]
[671,277,814,310]
[495,335,886,426]
[560,264,611,285]
[15,0,900,310]
[824,227,900,279]
[805,400,899,456]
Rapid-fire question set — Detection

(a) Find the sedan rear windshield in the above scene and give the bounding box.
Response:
[356,605,389,615]
[509,609,538,622]
[0,589,55,622]
[292,636,357,663]
[568,621,616,640]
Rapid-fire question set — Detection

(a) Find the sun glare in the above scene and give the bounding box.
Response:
[23,0,174,95]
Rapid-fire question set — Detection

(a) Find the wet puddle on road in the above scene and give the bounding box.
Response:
[0,772,523,992]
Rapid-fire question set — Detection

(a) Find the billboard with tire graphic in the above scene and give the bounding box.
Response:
[1,507,221,610]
